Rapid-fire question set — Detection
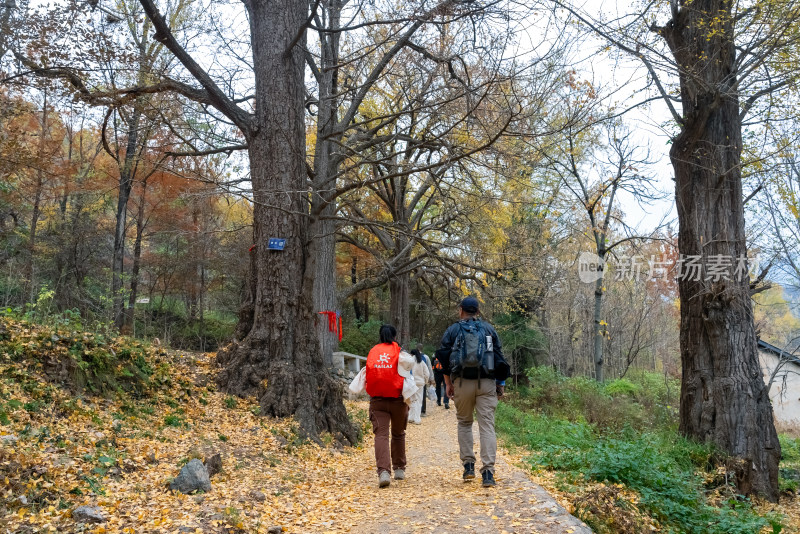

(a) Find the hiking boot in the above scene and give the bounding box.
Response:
[437,402,442,406]
[444,404,450,409]
[463,463,476,481]
[394,469,405,480]
[378,471,391,488]
[482,470,496,487]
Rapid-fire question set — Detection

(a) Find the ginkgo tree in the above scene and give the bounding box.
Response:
[326,21,581,347]
[333,50,528,344]
[303,0,554,362]
[551,0,800,499]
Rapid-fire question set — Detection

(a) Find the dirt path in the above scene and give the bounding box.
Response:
[310,400,592,534]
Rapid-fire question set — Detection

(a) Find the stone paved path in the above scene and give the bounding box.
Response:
[338,399,592,534]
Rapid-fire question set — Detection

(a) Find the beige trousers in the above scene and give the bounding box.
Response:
[453,377,498,474]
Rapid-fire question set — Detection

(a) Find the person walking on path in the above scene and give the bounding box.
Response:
[416,343,434,417]
[408,349,431,424]
[365,324,414,487]
[435,297,510,488]
[431,354,449,409]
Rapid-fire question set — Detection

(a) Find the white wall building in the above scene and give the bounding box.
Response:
[759,339,800,433]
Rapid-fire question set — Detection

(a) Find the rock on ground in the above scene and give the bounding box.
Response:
[72,505,106,524]
[169,459,211,494]
[0,434,18,445]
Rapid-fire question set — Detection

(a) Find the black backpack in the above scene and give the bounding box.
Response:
[450,320,495,379]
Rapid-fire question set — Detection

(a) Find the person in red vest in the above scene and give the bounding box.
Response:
[365,324,410,487]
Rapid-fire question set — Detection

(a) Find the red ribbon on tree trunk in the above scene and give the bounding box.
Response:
[318,311,343,341]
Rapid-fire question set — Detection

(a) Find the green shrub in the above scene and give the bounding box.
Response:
[779,435,800,495]
[519,366,646,430]
[780,434,800,463]
[604,378,640,397]
[133,304,236,352]
[494,312,548,370]
[169,317,235,352]
[624,369,680,407]
[338,320,383,356]
[519,366,679,432]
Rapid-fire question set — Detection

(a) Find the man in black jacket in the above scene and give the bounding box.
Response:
[435,297,509,488]
[431,354,449,409]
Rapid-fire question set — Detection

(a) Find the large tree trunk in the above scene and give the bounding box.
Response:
[311,141,339,367]
[217,0,355,444]
[312,209,338,366]
[661,0,780,500]
[310,0,343,367]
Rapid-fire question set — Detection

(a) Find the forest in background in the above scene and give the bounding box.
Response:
[2,73,799,378]
[0,79,686,377]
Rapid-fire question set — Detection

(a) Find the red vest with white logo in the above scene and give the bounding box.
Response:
[365,342,404,398]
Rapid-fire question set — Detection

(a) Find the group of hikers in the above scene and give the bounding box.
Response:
[359,296,510,488]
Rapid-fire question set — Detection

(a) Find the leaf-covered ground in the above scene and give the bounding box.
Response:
[1,316,794,533]
[0,317,589,533]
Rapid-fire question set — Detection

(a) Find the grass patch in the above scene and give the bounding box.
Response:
[498,368,783,534]
[163,414,187,428]
[779,435,800,496]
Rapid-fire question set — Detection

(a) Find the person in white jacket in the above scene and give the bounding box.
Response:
[417,343,434,417]
[408,349,431,424]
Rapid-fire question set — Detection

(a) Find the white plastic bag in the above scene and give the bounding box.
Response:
[403,375,419,403]
[348,367,367,395]
[427,385,437,401]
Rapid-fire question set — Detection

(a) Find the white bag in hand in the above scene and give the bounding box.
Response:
[427,385,437,401]
[348,367,367,395]
[403,375,419,403]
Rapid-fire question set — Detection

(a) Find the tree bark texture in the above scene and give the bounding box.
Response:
[311,0,343,367]
[311,126,339,368]
[216,0,356,444]
[660,0,780,500]
[311,201,338,367]
[390,269,410,346]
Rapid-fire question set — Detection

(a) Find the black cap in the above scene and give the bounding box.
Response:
[460,297,479,313]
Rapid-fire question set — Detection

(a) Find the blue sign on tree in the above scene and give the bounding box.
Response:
[268,238,286,250]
